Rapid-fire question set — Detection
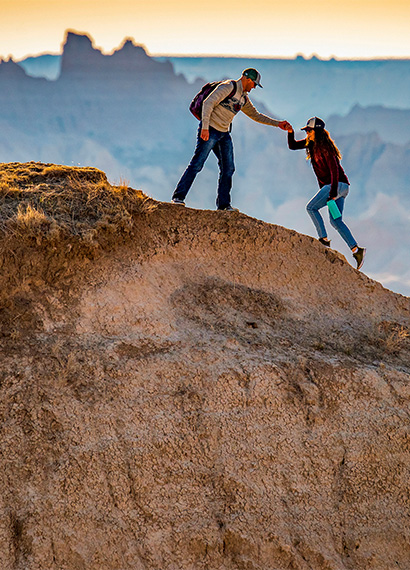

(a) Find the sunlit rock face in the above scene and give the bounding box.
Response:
[0,163,409,570]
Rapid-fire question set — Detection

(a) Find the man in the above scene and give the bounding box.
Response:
[171,68,291,211]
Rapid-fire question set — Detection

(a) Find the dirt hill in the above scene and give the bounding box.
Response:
[0,162,409,570]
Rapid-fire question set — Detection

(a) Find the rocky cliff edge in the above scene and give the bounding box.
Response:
[0,162,409,570]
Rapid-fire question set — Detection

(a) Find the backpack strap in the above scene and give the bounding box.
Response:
[221,80,248,106]
[225,80,237,102]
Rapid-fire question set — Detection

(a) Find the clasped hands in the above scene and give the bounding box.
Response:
[278,120,293,132]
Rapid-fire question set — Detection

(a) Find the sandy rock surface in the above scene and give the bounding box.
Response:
[0,164,409,570]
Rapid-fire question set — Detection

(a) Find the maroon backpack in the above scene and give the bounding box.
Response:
[189,80,237,120]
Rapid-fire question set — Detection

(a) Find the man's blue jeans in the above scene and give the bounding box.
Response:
[172,125,235,209]
[306,182,357,249]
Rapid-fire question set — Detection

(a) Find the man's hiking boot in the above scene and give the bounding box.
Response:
[319,237,331,247]
[353,247,366,270]
[171,198,185,205]
[218,206,239,212]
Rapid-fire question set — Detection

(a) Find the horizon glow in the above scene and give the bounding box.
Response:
[0,0,409,61]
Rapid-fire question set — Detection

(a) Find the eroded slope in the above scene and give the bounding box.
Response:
[0,163,409,570]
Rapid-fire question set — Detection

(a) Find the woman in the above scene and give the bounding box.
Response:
[287,116,366,270]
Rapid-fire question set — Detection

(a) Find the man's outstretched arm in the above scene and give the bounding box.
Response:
[241,99,290,130]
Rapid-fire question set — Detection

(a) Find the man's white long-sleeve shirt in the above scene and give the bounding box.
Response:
[201,78,281,132]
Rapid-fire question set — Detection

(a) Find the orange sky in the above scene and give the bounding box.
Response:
[1,0,409,60]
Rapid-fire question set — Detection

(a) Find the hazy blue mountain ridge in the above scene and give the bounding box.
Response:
[160,56,410,126]
[19,52,410,126]
[17,53,60,80]
[327,105,410,145]
[1,33,201,176]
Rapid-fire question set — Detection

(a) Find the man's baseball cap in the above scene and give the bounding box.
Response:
[301,117,325,130]
[242,68,263,88]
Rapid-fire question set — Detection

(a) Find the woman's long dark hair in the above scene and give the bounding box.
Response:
[306,128,342,161]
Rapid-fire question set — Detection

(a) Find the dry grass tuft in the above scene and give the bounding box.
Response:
[16,203,49,227]
[0,161,160,306]
[0,161,156,245]
[377,321,410,354]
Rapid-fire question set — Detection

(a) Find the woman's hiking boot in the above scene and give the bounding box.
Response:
[353,247,366,270]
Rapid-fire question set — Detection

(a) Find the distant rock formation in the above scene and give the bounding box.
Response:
[0,57,41,83]
[60,30,177,83]
[17,53,61,80]
[327,104,410,145]
[0,31,202,186]
[0,163,409,570]
[60,31,107,76]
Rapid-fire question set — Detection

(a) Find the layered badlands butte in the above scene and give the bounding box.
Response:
[0,162,409,570]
